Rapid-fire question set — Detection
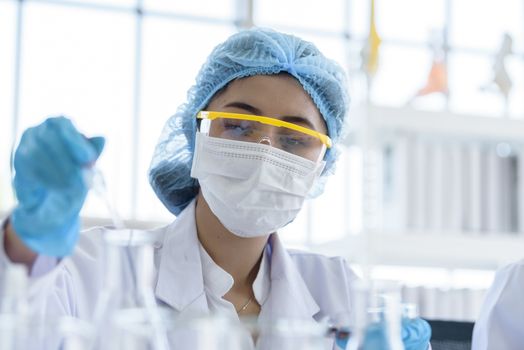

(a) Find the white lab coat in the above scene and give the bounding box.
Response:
[0,199,358,349]
[472,259,524,350]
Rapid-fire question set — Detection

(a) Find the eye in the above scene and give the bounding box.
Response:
[221,119,253,136]
[280,135,311,148]
[223,120,244,130]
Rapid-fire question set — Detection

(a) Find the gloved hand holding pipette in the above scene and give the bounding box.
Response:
[11,117,104,257]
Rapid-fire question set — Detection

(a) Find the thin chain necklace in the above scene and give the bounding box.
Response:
[237,295,254,313]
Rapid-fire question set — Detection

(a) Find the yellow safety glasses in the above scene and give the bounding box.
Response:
[197,111,331,162]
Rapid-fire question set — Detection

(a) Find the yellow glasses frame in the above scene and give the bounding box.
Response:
[197,111,332,148]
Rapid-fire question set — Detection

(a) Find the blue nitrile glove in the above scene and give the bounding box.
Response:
[11,117,105,257]
[334,327,351,349]
[401,317,431,350]
[337,317,431,350]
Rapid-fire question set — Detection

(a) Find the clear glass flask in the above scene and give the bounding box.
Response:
[75,168,172,349]
[87,229,171,350]
[255,318,332,350]
[347,280,405,350]
[59,316,95,350]
[168,314,250,350]
[0,264,29,350]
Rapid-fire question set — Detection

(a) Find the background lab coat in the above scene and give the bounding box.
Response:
[472,259,524,350]
[0,199,359,349]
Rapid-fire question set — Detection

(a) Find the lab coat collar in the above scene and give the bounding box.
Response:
[155,199,208,314]
[155,200,320,320]
[252,244,271,307]
[198,241,234,298]
[260,234,320,320]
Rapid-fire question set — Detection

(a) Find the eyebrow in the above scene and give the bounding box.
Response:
[223,101,318,131]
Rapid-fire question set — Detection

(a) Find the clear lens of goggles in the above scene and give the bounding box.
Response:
[199,117,327,162]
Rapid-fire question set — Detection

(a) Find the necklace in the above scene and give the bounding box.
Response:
[237,296,254,313]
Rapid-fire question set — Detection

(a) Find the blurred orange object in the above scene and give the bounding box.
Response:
[416,59,448,97]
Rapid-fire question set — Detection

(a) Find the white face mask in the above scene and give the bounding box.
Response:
[190,133,326,238]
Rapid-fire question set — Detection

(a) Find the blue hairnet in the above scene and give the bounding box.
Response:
[149,27,350,216]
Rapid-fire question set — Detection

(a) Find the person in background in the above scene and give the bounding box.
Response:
[1,27,430,349]
[472,260,524,349]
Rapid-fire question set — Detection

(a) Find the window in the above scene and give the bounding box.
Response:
[136,18,235,221]
[144,0,235,20]
[19,2,136,218]
[2,0,523,251]
[0,0,17,210]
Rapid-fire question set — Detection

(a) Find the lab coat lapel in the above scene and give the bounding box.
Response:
[154,202,320,320]
[260,234,320,321]
[154,200,209,315]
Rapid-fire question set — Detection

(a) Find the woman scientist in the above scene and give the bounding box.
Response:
[1,28,430,349]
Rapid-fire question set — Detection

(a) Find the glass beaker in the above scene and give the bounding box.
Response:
[89,229,170,350]
[346,279,405,350]
[255,318,332,350]
[167,313,250,350]
[59,316,96,350]
[0,264,29,350]
[110,307,178,350]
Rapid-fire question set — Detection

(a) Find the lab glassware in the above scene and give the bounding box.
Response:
[89,229,170,350]
[59,316,95,350]
[0,264,29,350]
[255,318,332,350]
[168,314,250,350]
[347,280,405,350]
